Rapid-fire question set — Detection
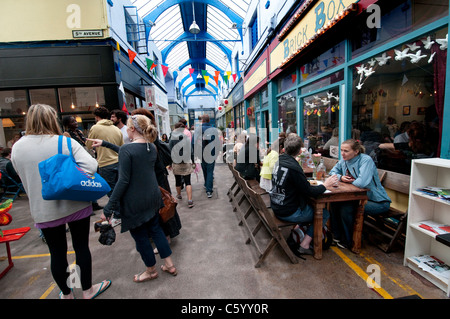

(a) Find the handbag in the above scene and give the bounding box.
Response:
[159,186,177,223]
[38,135,111,201]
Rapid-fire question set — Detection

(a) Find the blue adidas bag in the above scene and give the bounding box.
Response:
[39,136,110,202]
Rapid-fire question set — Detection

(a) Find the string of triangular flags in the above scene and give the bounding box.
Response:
[117,43,239,86]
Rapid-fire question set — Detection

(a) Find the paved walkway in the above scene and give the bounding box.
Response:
[0,163,447,305]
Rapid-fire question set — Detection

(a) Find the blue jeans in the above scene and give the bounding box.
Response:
[331,200,390,246]
[201,161,215,193]
[129,215,172,267]
[98,162,119,198]
[278,204,330,238]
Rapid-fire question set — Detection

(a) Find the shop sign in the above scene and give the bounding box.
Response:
[145,85,168,111]
[72,30,103,38]
[270,0,357,73]
[244,60,267,96]
[144,86,156,110]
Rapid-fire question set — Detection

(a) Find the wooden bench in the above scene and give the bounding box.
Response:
[363,169,410,253]
[227,165,298,267]
[0,227,30,279]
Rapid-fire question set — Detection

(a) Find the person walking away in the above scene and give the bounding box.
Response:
[110,109,131,144]
[102,115,177,282]
[329,139,391,249]
[194,114,220,198]
[169,122,194,208]
[11,104,111,299]
[86,107,124,225]
[270,135,338,255]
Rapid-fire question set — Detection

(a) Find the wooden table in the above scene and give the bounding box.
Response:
[308,181,368,259]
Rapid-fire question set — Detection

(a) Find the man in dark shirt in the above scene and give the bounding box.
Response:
[270,135,337,255]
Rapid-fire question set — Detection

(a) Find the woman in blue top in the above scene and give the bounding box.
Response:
[329,139,391,249]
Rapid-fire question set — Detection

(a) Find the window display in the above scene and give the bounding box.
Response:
[352,28,447,174]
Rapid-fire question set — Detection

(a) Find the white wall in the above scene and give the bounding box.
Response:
[106,0,166,90]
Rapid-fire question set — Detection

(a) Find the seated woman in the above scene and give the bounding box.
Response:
[259,137,285,192]
[329,139,391,249]
[235,135,261,181]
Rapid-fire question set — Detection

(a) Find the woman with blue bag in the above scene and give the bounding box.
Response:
[11,104,111,299]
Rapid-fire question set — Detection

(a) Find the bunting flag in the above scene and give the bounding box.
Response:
[214,75,219,85]
[146,58,153,72]
[302,73,309,80]
[300,66,305,74]
[201,70,208,78]
[122,102,129,115]
[116,41,120,52]
[204,75,209,86]
[128,49,137,64]
[118,82,125,96]
[215,70,221,77]
[226,71,231,77]
[161,64,169,77]
[189,68,195,77]
[223,74,228,85]
[292,74,297,83]
[232,73,237,82]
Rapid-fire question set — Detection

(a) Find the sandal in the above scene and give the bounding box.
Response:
[134,269,158,283]
[89,280,111,299]
[161,264,178,276]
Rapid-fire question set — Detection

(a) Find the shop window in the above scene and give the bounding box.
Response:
[278,71,296,93]
[352,27,446,174]
[59,87,105,114]
[301,70,344,95]
[277,91,297,134]
[302,88,339,157]
[300,41,345,82]
[30,89,58,109]
[351,0,448,58]
[0,90,27,148]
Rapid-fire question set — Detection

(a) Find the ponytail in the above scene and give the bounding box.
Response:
[342,139,365,154]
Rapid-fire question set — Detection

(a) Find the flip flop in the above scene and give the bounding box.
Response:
[133,270,158,283]
[59,289,74,299]
[90,280,111,299]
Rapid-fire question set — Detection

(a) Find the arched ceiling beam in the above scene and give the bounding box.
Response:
[142,0,244,52]
[161,31,232,66]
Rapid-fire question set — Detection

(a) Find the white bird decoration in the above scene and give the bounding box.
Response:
[368,58,377,67]
[436,34,448,50]
[423,36,435,50]
[313,95,320,100]
[428,52,436,63]
[327,92,334,99]
[375,52,391,66]
[408,50,427,63]
[364,67,375,77]
[394,48,410,61]
[356,64,367,75]
[321,98,330,104]
[356,82,363,90]
[407,42,420,51]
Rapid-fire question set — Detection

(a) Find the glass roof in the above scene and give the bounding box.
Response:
[130,0,250,96]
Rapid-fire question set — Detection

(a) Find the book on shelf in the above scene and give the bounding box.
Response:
[409,255,450,280]
[417,186,450,201]
[418,220,450,235]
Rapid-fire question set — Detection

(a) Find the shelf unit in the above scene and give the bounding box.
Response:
[404,158,450,297]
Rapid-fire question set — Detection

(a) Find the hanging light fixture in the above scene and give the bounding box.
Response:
[189,2,200,34]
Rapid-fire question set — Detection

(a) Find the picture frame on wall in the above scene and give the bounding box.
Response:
[403,105,411,116]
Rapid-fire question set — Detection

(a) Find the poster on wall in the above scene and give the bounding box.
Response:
[144,86,156,111]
